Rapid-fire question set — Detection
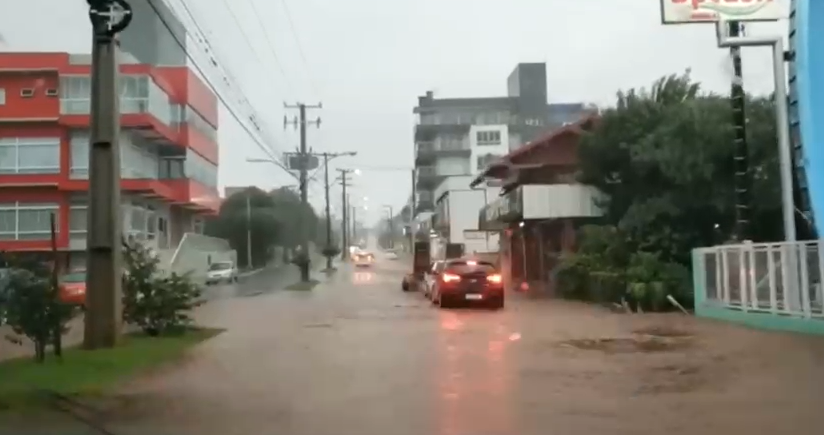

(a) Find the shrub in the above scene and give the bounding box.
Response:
[122,241,202,336]
[321,246,341,258]
[3,267,76,362]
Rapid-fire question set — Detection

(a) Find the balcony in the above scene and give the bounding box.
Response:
[416,164,472,189]
[480,184,603,228]
[415,137,471,164]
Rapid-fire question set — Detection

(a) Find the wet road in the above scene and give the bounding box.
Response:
[8,256,824,434]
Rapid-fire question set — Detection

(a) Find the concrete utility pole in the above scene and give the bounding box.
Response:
[336,169,352,260]
[351,205,357,244]
[315,152,356,270]
[284,102,321,282]
[84,0,132,350]
[410,168,416,252]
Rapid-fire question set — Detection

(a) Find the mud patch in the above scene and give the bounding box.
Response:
[635,363,709,394]
[560,333,695,354]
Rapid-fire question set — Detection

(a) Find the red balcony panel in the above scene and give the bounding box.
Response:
[59,114,181,149]
[153,67,218,128]
[162,179,220,215]
[180,125,218,164]
[0,174,61,187]
[0,240,54,251]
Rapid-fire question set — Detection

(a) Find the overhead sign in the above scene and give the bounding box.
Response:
[660,0,782,24]
[463,230,488,240]
[284,153,319,170]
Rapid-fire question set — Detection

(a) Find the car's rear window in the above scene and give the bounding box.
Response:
[445,260,496,274]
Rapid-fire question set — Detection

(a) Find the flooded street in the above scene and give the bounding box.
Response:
[7,258,824,435]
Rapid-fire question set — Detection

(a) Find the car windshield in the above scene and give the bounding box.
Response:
[209,262,233,271]
[61,272,86,283]
[445,260,496,274]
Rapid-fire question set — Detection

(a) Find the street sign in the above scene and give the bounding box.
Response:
[660,0,782,25]
[284,153,319,170]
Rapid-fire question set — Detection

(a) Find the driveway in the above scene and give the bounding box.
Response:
[6,258,824,434]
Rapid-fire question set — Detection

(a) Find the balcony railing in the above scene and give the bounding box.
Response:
[415,138,471,156]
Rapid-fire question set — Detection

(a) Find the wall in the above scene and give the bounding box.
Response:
[0,72,60,119]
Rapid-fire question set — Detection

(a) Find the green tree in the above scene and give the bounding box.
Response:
[559,72,789,310]
[205,187,280,268]
[122,241,202,336]
[269,187,319,250]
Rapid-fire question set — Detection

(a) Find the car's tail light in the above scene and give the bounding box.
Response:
[487,274,502,284]
[442,273,461,283]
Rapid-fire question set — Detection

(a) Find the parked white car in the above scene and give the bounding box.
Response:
[205,261,239,285]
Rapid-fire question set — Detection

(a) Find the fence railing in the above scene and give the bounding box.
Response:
[693,240,824,320]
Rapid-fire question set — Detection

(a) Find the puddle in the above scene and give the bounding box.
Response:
[560,333,695,354]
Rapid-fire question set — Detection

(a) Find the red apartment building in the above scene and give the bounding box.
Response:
[0,51,220,269]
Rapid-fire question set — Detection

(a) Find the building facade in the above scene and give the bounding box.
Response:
[413,62,589,217]
[0,51,220,268]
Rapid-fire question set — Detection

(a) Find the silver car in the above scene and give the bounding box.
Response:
[205,261,239,284]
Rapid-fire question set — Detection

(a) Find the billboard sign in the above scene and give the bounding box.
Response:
[660,0,783,24]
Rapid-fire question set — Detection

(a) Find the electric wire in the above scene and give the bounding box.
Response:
[279,0,319,98]
[148,0,297,179]
[245,0,298,95]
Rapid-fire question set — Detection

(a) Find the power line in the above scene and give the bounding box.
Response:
[246,0,296,93]
[279,0,319,98]
[147,0,297,180]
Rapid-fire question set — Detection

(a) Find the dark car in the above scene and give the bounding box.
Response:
[429,258,504,310]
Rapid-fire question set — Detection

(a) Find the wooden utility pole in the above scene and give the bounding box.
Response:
[284,102,321,282]
[315,152,356,269]
[85,0,132,349]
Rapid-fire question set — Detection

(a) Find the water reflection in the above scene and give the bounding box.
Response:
[436,311,515,435]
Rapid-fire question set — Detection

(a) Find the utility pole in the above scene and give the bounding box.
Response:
[351,205,357,245]
[84,0,132,350]
[284,102,321,282]
[316,152,356,270]
[383,205,394,249]
[246,190,252,268]
[410,168,416,253]
[728,21,750,241]
[336,169,352,261]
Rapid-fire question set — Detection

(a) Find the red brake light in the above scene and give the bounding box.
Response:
[442,273,461,283]
[487,274,502,284]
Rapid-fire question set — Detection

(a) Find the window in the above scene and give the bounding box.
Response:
[182,106,217,141]
[0,137,60,174]
[70,131,159,179]
[476,130,501,146]
[192,218,205,234]
[476,153,500,170]
[60,74,172,122]
[20,88,34,98]
[69,206,87,240]
[0,202,58,241]
[0,88,5,105]
[184,150,218,188]
[45,88,58,97]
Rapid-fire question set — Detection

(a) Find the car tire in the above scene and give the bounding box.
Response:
[438,294,451,309]
[402,281,409,291]
[490,296,505,310]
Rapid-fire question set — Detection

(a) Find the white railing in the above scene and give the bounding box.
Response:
[695,241,824,319]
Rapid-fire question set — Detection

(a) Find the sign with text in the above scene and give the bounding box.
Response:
[660,0,782,24]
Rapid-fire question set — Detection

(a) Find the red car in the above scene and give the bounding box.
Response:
[59,270,87,306]
[428,258,504,310]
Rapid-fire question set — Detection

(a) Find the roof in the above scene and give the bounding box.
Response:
[469,114,599,188]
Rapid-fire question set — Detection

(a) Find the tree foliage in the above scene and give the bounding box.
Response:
[559,71,788,310]
[122,241,202,336]
[1,256,76,362]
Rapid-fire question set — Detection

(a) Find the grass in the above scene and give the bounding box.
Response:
[285,279,320,291]
[0,327,222,410]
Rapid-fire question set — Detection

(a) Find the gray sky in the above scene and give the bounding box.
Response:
[0,0,790,225]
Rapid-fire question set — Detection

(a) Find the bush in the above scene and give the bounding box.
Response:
[321,246,341,258]
[3,267,76,362]
[555,224,692,311]
[122,241,203,336]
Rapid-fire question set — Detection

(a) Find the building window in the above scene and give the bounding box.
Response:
[0,88,5,105]
[476,131,501,146]
[476,153,501,170]
[180,106,217,142]
[69,206,88,240]
[70,131,158,179]
[192,218,205,234]
[20,88,34,98]
[0,137,60,174]
[184,149,218,188]
[60,75,174,124]
[0,202,59,241]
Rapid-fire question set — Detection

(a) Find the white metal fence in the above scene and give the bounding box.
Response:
[695,241,824,319]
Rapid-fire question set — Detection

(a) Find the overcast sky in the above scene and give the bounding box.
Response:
[0,0,790,225]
